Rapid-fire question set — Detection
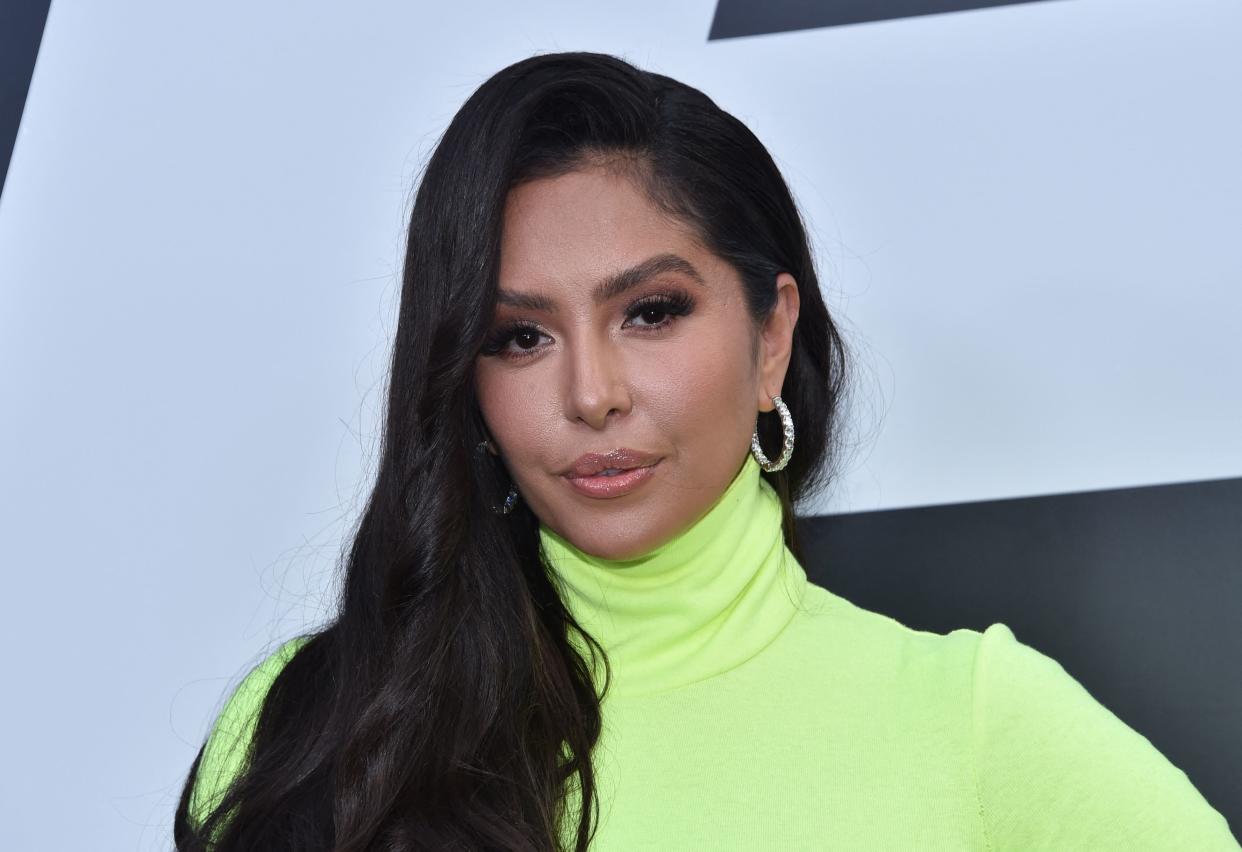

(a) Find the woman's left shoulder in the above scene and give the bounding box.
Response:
[967,621,1239,849]
[791,581,982,675]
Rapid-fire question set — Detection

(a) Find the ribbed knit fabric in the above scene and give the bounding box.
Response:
[190,452,1239,849]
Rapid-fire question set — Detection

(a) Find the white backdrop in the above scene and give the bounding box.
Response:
[1,1,1239,848]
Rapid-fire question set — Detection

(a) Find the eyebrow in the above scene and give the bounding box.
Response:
[496,252,706,311]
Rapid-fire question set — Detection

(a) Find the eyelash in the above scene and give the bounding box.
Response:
[480,290,696,361]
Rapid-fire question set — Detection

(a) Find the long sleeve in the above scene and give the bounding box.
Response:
[971,622,1238,850]
[187,636,308,834]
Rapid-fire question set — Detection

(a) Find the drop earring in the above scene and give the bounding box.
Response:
[476,438,520,515]
[750,392,794,473]
[493,484,519,515]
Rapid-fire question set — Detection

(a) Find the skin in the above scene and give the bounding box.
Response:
[473,163,799,561]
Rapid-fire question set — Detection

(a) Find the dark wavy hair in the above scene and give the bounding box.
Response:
[173,50,850,851]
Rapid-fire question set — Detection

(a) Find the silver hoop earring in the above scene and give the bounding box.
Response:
[750,393,794,473]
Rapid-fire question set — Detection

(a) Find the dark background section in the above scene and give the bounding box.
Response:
[710,0,1063,39]
[1,0,51,202]
[796,475,1242,830]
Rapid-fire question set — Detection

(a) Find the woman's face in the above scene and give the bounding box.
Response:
[474,165,799,560]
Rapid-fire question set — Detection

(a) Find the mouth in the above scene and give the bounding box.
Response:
[562,457,662,499]
[563,447,662,480]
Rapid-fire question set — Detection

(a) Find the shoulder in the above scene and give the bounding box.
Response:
[968,621,1239,849]
[792,581,981,681]
[788,596,1237,846]
[781,590,1237,846]
[188,634,313,828]
[774,582,983,727]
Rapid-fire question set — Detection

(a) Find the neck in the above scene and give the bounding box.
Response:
[538,452,809,699]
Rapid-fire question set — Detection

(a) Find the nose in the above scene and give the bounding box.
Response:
[563,332,632,430]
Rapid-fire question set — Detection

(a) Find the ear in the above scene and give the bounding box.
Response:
[477,422,501,456]
[756,272,800,413]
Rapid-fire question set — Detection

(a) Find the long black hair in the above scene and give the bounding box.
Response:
[174,50,851,851]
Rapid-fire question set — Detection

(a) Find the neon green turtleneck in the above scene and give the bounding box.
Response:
[538,452,806,700]
[189,452,1239,849]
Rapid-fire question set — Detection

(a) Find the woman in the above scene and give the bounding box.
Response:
[174,52,1238,851]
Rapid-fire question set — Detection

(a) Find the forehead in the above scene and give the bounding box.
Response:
[498,167,707,293]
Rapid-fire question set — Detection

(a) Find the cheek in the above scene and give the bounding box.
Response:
[474,364,556,456]
[474,365,516,444]
[643,332,756,444]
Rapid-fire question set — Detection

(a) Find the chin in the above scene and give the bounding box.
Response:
[575,520,667,562]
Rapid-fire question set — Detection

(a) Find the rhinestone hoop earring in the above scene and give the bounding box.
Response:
[750,393,795,473]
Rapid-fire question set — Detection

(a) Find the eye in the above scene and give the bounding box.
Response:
[479,322,548,360]
[623,291,696,330]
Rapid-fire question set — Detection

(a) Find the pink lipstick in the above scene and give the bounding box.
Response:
[562,448,662,499]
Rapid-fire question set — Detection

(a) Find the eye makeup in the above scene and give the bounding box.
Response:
[479,288,697,361]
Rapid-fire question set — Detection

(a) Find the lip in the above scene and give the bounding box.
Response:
[562,448,662,499]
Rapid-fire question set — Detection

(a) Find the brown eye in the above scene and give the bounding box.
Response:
[634,306,669,326]
[514,329,541,349]
[479,321,549,360]
[623,291,696,330]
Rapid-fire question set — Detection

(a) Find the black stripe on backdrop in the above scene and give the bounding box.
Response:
[710,0,1064,39]
[0,0,51,203]
[796,474,1242,828]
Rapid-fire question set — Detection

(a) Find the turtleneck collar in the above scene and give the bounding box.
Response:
[538,452,809,699]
